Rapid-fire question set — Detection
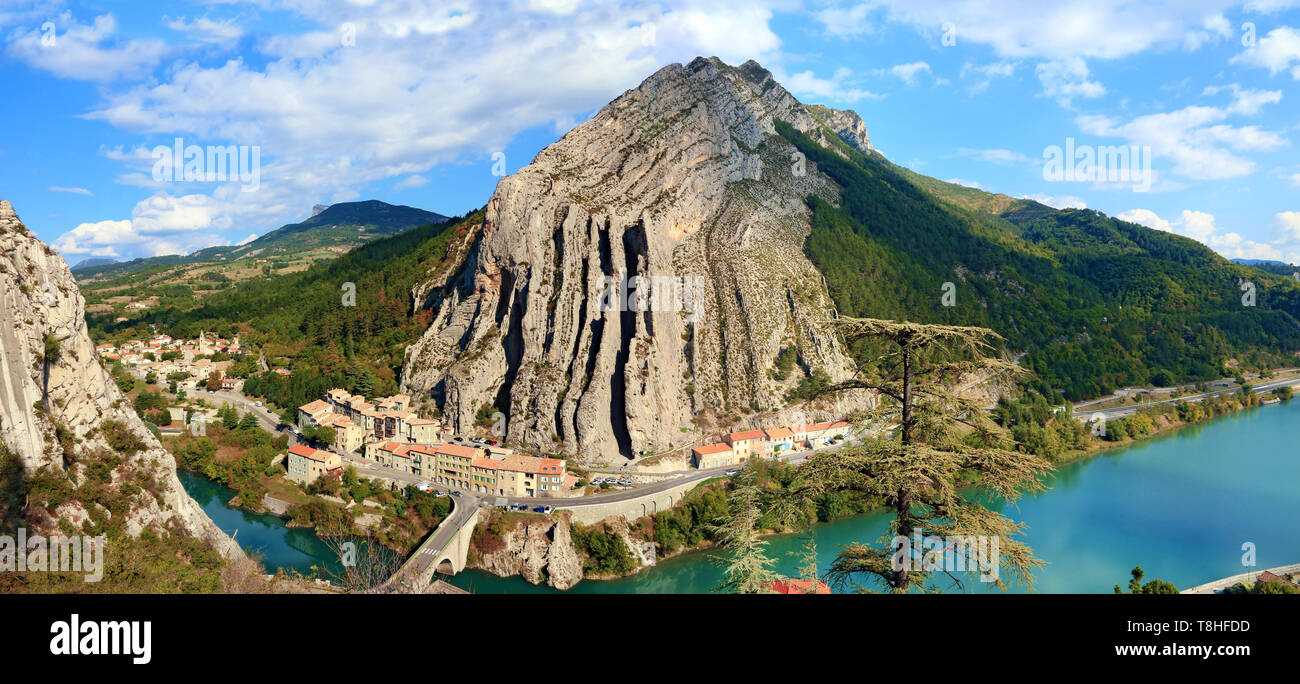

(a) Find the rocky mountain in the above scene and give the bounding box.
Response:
[0,200,240,558]
[399,56,1300,463]
[402,57,876,464]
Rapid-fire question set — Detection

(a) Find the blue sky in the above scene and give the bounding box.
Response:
[1,0,1298,264]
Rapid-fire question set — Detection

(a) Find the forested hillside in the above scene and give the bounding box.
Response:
[779,120,1300,401]
[89,210,482,411]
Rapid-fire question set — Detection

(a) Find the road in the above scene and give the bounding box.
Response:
[397,494,481,585]
[1181,562,1300,594]
[1072,373,1300,421]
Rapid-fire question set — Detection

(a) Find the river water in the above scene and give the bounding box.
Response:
[183,400,1300,593]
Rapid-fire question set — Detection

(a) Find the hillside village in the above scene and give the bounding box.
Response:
[96,331,250,392]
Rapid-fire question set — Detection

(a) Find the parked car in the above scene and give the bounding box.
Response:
[415,482,432,492]
[590,478,604,485]
[618,479,633,486]
[450,490,462,497]
[487,439,498,446]
[254,401,262,407]
[533,505,546,513]
[433,491,447,498]
[541,505,554,514]
[725,470,739,476]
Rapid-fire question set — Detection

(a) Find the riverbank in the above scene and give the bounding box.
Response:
[450,395,1300,593]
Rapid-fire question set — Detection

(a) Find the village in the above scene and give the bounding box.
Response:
[97,334,857,503]
[291,385,854,499]
[95,331,259,393]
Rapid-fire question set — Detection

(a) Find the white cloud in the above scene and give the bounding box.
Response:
[828,1,1246,60]
[394,174,430,190]
[165,16,244,46]
[1202,83,1283,115]
[1232,26,1300,79]
[813,4,876,38]
[1076,86,1287,182]
[55,1,796,259]
[957,147,1032,165]
[1118,208,1300,263]
[49,186,92,196]
[779,67,883,102]
[51,192,246,258]
[1022,193,1086,209]
[5,12,168,82]
[1035,58,1105,106]
[888,61,931,85]
[959,60,1018,93]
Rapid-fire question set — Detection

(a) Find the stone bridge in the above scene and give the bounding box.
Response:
[385,499,480,592]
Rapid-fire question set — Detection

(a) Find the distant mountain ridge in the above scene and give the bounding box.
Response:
[73,256,118,269]
[71,200,447,280]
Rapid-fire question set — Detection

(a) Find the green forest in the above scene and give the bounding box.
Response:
[87,210,481,411]
[777,119,1300,401]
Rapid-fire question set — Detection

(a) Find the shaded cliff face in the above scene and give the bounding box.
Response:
[0,200,240,558]
[402,57,875,464]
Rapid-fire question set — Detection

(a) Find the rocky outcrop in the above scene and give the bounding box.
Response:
[474,514,584,590]
[0,200,241,558]
[401,57,877,465]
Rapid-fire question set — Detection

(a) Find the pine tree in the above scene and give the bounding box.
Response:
[795,533,820,593]
[710,463,776,594]
[785,317,1055,592]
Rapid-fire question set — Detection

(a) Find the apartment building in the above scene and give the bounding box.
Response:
[764,427,795,454]
[367,441,569,498]
[724,429,766,459]
[286,444,343,485]
[694,419,853,469]
[692,442,741,469]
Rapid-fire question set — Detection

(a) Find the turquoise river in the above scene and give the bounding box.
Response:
[181,399,1300,593]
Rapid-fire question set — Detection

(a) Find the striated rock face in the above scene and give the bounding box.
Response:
[402,57,876,465]
[474,515,584,590]
[0,200,241,558]
[807,104,872,154]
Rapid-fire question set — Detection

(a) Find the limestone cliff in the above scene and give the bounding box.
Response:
[473,514,584,590]
[0,200,241,558]
[402,57,876,464]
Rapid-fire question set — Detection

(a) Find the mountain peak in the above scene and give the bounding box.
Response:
[401,57,874,463]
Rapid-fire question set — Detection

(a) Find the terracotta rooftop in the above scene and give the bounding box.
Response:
[693,442,733,455]
[728,429,766,441]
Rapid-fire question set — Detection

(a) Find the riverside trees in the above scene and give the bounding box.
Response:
[781,317,1054,592]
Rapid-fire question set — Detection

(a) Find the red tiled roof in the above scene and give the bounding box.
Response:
[693,442,732,456]
[728,429,765,441]
[767,579,831,594]
[765,427,794,439]
[298,399,331,414]
[436,443,481,459]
